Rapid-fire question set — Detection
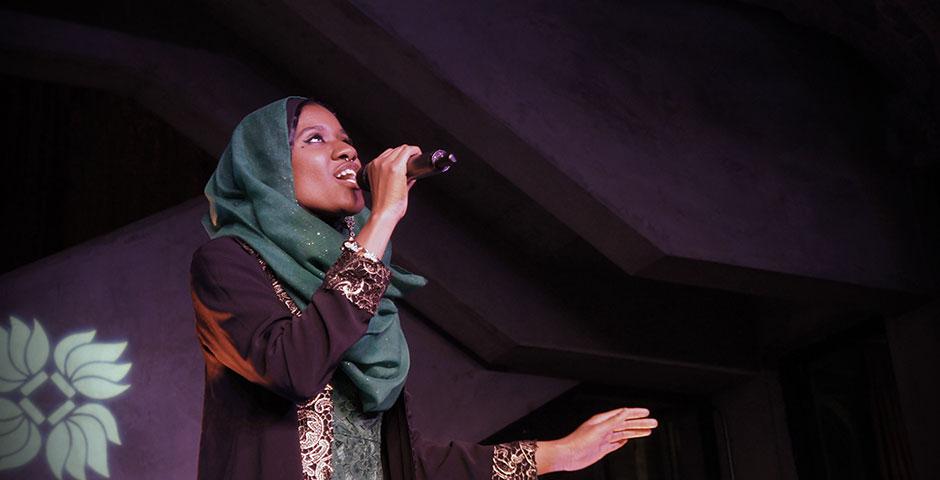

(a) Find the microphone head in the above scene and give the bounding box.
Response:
[429,149,457,173]
[357,148,457,191]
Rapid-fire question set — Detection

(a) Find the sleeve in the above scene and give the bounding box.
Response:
[412,434,538,480]
[490,441,539,480]
[387,390,538,479]
[190,238,390,403]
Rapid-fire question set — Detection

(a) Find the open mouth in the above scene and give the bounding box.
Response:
[334,168,358,186]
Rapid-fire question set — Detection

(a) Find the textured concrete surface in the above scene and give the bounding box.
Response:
[349,0,924,293]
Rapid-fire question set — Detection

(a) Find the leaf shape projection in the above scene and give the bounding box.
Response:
[1,318,130,478]
[45,403,123,479]
[0,398,41,470]
[53,330,130,400]
[0,317,50,392]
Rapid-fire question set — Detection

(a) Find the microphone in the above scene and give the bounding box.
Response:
[357,149,457,191]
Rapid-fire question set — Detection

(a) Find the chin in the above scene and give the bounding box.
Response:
[302,190,365,218]
[301,203,362,220]
[350,193,366,214]
[334,199,365,218]
[342,205,365,216]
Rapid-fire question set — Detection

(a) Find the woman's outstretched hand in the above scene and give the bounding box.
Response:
[356,145,420,257]
[536,408,658,475]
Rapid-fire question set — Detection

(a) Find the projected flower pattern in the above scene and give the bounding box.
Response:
[0,317,130,479]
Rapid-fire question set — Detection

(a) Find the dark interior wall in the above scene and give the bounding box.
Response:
[1,75,216,273]
[0,1,241,54]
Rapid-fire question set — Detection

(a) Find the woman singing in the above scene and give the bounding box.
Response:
[190,97,657,479]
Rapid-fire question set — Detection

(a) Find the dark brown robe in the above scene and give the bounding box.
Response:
[190,237,534,480]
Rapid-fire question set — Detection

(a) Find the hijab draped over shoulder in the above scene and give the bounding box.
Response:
[202,97,425,412]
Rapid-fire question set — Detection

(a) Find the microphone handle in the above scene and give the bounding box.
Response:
[357,149,456,191]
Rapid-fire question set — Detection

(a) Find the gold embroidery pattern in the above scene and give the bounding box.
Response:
[235,238,335,480]
[298,385,335,480]
[323,248,391,315]
[492,441,538,480]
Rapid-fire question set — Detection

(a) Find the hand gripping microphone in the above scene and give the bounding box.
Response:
[357,149,457,191]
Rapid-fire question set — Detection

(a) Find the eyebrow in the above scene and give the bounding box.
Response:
[296,125,349,140]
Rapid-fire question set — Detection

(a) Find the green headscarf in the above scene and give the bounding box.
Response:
[202,97,425,412]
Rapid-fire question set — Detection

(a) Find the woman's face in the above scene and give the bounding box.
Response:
[291,104,365,218]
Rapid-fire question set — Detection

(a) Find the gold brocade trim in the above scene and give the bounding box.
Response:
[235,238,334,479]
[492,441,538,480]
[298,385,335,480]
[323,248,391,316]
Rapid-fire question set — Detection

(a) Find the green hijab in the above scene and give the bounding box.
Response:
[203,97,425,412]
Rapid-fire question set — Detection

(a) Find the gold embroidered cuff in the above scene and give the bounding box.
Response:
[323,247,391,315]
[492,440,538,480]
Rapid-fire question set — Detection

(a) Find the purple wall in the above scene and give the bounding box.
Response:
[0,200,207,479]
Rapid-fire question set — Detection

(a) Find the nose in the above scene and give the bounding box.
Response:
[333,141,358,164]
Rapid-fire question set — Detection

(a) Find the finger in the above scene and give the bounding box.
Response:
[390,145,420,170]
[604,439,628,454]
[616,408,651,420]
[391,144,418,156]
[381,145,408,159]
[403,145,423,159]
[371,146,407,176]
[375,148,393,161]
[370,150,391,168]
[615,418,658,431]
[588,408,628,425]
[397,146,422,170]
[381,145,405,163]
[610,429,652,443]
[596,408,649,427]
[407,178,417,190]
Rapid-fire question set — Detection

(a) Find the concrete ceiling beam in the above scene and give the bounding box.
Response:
[0,10,281,157]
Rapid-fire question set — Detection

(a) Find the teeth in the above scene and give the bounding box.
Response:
[334,168,357,181]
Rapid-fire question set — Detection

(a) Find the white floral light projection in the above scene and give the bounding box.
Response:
[0,317,131,479]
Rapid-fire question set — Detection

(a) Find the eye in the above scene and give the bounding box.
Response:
[304,133,325,144]
[341,137,355,147]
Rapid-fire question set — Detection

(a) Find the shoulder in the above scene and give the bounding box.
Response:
[190,236,282,317]
[193,236,249,264]
[191,236,264,286]
[192,236,256,271]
